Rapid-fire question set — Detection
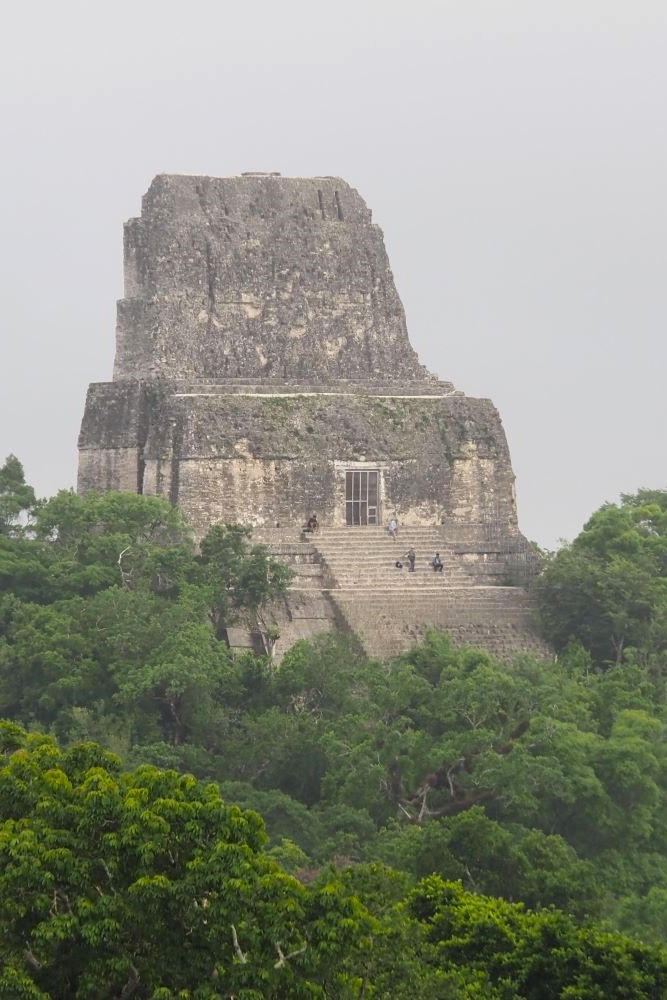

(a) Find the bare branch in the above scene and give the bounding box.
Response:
[463,864,479,892]
[100,859,117,895]
[274,941,307,968]
[397,801,414,821]
[231,925,248,963]
[23,945,41,970]
[118,546,133,589]
[119,964,140,999]
[446,760,460,798]
[49,888,73,916]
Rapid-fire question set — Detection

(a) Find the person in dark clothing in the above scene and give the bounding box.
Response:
[406,548,416,572]
[431,552,444,573]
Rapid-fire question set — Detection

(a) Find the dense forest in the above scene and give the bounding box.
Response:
[2,453,667,997]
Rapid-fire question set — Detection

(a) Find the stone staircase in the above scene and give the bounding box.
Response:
[310,525,475,588]
[263,541,341,658]
[280,525,551,661]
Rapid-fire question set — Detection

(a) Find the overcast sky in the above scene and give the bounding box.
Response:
[1,0,665,548]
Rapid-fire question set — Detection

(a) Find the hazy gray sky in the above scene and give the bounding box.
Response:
[1,0,665,548]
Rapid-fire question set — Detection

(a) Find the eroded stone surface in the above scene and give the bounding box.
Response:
[115,174,435,383]
[78,173,547,660]
[78,384,516,538]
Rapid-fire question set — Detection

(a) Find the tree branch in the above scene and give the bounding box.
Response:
[23,944,41,970]
[418,787,429,823]
[119,964,140,999]
[118,546,133,589]
[100,859,117,895]
[274,941,307,968]
[231,925,248,963]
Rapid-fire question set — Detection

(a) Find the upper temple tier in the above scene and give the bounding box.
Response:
[115,173,441,383]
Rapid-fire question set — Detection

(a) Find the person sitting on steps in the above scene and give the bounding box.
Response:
[305,513,319,534]
[431,552,444,573]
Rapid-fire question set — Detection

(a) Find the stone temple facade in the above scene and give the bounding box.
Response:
[78,173,548,660]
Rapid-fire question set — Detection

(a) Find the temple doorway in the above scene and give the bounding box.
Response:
[345,469,380,525]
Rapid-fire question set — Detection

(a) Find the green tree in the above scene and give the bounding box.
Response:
[408,876,667,999]
[0,493,296,749]
[31,489,192,600]
[536,492,667,665]
[0,489,193,605]
[0,455,36,537]
[0,723,369,999]
[197,524,293,650]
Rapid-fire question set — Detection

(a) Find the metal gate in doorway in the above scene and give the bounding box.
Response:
[345,470,380,525]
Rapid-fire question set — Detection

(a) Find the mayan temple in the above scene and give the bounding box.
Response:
[78,173,547,659]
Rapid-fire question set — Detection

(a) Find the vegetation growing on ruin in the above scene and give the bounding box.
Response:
[3,455,667,995]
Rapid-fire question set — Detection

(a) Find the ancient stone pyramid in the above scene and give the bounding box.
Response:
[78,173,548,660]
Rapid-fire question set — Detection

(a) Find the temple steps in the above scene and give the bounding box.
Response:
[264,525,550,662]
[310,526,494,589]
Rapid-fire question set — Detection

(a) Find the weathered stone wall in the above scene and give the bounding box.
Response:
[78,381,147,494]
[114,174,432,383]
[78,448,141,495]
[80,384,518,539]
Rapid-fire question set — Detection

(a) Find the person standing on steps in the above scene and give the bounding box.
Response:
[387,517,398,541]
[406,547,416,572]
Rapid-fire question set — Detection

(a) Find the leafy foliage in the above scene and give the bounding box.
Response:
[535,490,667,665]
[0,723,368,998]
[405,876,667,999]
[0,485,291,745]
[2,725,666,999]
[198,523,293,645]
[5,466,667,988]
[0,455,36,536]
